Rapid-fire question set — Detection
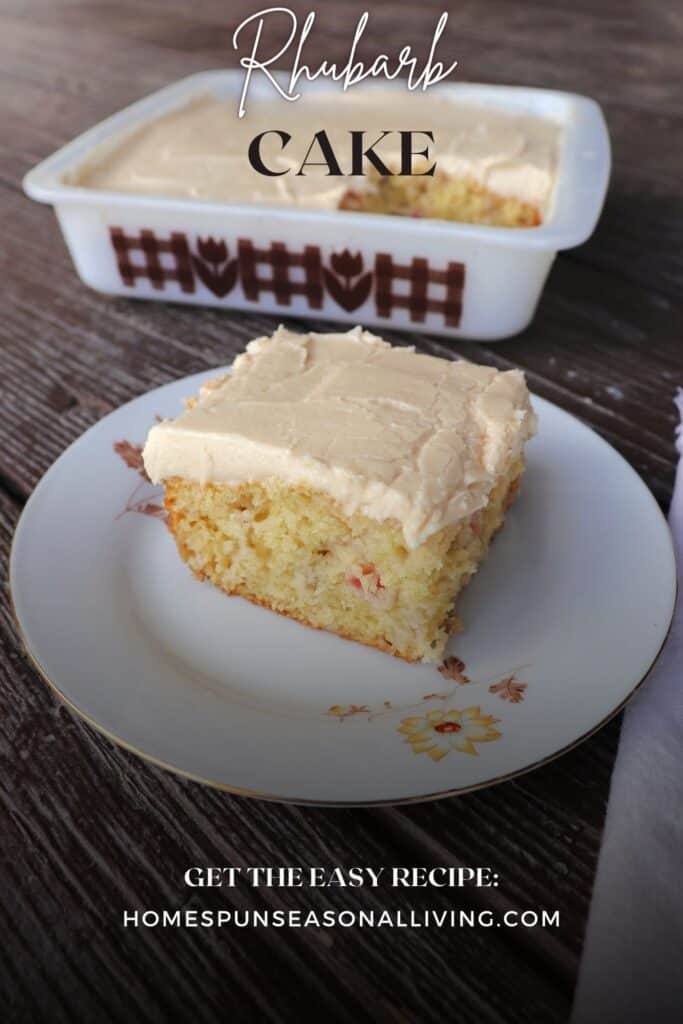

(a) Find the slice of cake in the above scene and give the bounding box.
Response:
[143,327,536,663]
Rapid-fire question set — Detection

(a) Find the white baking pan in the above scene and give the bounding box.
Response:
[23,71,610,341]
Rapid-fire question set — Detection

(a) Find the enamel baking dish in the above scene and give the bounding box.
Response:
[23,71,610,341]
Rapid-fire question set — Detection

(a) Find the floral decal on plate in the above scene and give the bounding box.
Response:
[326,659,529,760]
[327,662,528,721]
[437,656,471,684]
[327,703,372,721]
[399,706,501,760]
[114,436,166,520]
[113,439,148,479]
[489,676,528,703]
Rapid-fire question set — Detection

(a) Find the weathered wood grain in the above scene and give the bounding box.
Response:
[1,1,681,1021]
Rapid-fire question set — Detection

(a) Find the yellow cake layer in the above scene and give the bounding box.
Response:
[164,458,524,663]
[339,174,542,227]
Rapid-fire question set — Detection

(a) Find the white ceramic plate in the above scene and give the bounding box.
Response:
[10,368,676,804]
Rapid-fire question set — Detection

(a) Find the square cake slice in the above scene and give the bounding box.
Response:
[143,327,536,663]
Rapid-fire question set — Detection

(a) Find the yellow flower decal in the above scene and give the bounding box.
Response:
[327,704,371,721]
[399,706,501,760]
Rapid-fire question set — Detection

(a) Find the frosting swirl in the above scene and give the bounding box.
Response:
[73,92,560,212]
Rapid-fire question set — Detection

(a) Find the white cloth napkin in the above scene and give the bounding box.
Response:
[572,392,683,1022]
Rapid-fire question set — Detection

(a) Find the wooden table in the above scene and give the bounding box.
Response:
[1,2,680,1021]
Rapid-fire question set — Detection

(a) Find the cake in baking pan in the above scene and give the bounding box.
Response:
[74,92,560,227]
[143,327,536,662]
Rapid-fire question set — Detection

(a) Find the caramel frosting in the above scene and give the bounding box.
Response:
[73,91,561,212]
[143,327,536,549]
